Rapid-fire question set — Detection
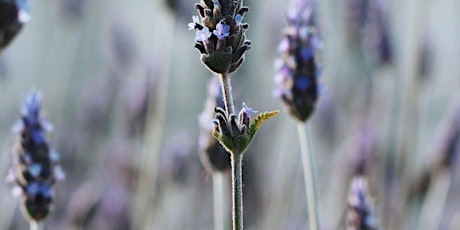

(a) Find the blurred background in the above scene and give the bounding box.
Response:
[1,0,460,229]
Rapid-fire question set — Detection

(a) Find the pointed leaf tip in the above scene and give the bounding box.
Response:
[248,110,279,140]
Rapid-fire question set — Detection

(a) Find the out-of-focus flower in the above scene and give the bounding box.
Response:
[347,176,379,230]
[0,0,30,51]
[8,92,64,222]
[274,0,321,122]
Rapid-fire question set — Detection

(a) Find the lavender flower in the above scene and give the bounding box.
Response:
[347,176,379,230]
[199,77,231,173]
[190,0,251,74]
[0,0,30,50]
[345,0,392,65]
[57,0,87,21]
[0,0,30,51]
[274,0,321,122]
[196,27,212,43]
[188,15,200,30]
[213,22,230,40]
[8,92,64,222]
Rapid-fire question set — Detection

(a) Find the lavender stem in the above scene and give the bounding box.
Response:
[231,153,243,230]
[297,123,319,230]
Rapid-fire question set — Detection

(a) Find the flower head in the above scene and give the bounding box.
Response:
[190,0,251,74]
[8,92,64,222]
[274,0,321,122]
[347,176,379,230]
[0,0,30,51]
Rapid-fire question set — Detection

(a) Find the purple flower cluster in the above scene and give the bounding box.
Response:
[0,0,30,51]
[189,0,251,74]
[274,0,321,122]
[8,92,64,221]
[347,177,379,230]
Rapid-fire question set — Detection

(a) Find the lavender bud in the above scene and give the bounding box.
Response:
[347,176,379,230]
[9,92,64,222]
[362,0,392,65]
[0,0,30,51]
[199,77,231,172]
[189,0,251,74]
[274,0,321,122]
[57,0,86,21]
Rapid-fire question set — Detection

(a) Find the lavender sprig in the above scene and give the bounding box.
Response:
[190,1,278,229]
[190,0,251,74]
[7,92,64,223]
[0,0,30,51]
[274,0,321,122]
[275,0,322,229]
[347,176,379,230]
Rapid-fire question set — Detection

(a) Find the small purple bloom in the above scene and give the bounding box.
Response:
[242,102,257,116]
[31,129,45,144]
[278,38,290,53]
[196,27,212,43]
[26,182,52,198]
[188,15,199,30]
[25,92,41,117]
[300,46,314,60]
[214,0,221,8]
[235,14,243,24]
[213,23,230,40]
[29,163,43,177]
[294,76,311,90]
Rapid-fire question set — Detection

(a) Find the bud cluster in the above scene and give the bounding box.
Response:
[212,102,256,155]
[274,0,321,122]
[0,0,31,51]
[189,0,251,74]
[7,92,64,222]
[347,176,379,230]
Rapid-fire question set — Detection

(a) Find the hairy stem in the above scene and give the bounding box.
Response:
[219,73,235,115]
[30,221,40,230]
[231,153,243,230]
[219,72,243,229]
[297,123,320,230]
[213,172,226,230]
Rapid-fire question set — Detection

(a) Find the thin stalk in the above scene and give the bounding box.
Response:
[231,153,243,230]
[213,172,226,230]
[132,12,176,230]
[417,170,451,230]
[219,73,235,115]
[29,221,40,230]
[218,73,243,230]
[297,123,320,230]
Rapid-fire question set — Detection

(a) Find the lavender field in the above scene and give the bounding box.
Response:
[1,0,459,229]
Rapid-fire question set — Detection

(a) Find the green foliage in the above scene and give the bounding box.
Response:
[213,110,279,156]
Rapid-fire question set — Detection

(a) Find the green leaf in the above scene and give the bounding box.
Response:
[213,110,279,156]
[248,110,279,141]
